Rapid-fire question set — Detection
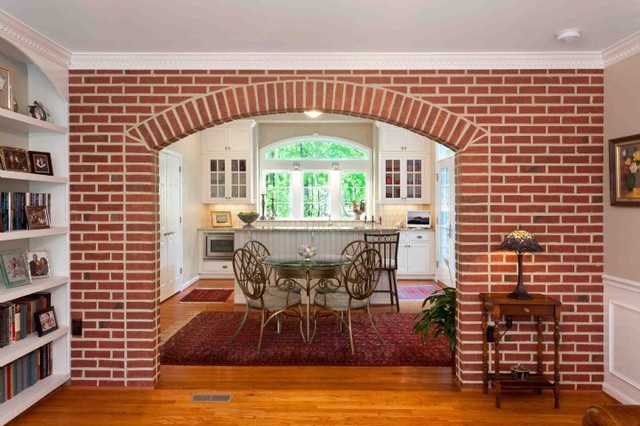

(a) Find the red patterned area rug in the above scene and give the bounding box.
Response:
[398,285,440,301]
[179,289,233,303]
[160,311,452,367]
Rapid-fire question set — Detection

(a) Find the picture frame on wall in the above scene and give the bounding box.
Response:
[26,205,51,229]
[609,133,640,206]
[0,146,31,173]
[210,211,232,227]
[25,249,51,279]
[29,151,53,176]
[0,249,32,288]
[0,67,11,110]
[34,306,58,336]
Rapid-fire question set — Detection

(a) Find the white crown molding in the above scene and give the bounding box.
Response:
[0,10,71,67]
[602,30,640,68]
[70,51,604,70]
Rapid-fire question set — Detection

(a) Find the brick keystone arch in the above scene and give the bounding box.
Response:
[126,80,486,151]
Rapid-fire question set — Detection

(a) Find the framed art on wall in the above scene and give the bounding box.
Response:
[609,133,640,206]
[210,211,232,227]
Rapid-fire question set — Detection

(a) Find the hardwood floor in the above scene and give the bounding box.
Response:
[11,279,614,425]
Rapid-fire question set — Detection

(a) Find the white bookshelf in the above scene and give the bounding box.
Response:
[0,37,70,425]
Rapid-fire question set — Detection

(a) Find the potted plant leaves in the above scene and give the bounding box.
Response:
[413,286,457,354]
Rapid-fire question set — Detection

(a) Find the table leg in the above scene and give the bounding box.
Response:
[493,317,501,408]
[482,305,488,394]
[305,268,311,343]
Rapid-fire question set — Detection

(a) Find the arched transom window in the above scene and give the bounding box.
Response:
[260,136,371,220]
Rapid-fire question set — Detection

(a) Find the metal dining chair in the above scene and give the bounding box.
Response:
[316,240,368,295]
[231,248,304,353]
[311,247,383,354]
[364,232,400,312]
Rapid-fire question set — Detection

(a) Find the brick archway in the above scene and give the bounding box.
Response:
[117,79,489,387]
[126,80,486,151]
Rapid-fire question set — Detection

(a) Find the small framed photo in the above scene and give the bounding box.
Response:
[34,306,58,336]
[28,101,49,121]
[609,134,640,206]
[0,146,31,173]
[0,249,32,288]
[29,151,53,176]
[210,210,232,227]
[25,249,51,279]
[26,205,51,229]
[0,67,11,110]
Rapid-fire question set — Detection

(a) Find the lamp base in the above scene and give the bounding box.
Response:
[507,286,533,300]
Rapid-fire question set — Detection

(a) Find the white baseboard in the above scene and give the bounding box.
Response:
[603,383,640,404]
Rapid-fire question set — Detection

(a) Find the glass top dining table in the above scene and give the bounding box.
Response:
[262,254,352,342]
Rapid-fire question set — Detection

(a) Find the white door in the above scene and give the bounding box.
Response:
[436,156,456,287]
[160,150,183,302]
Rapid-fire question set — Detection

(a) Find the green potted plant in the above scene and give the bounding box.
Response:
[413,286,457,353]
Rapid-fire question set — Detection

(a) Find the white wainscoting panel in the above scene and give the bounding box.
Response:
[604,274,640,404]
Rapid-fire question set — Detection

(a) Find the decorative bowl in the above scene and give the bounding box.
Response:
[298,244,317,260]
[237,212,260,228]
[510,364,530,382]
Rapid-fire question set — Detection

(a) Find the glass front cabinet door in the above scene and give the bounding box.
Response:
[203,155,251,203]
[380,155,429,204]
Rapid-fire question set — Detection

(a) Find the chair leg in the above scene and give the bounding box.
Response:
[366,304,384,344]
[387,269,394,307]
[347,310,356,355]
[231,308,251,342]
[257,309,266,354]
[390,270,400,312]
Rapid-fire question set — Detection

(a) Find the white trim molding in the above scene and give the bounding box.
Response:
[602,30,640,68]
[603,273,640,293]
[0,10,71,67]
[69,51,604,71]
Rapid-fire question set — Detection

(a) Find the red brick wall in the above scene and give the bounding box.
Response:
[69,69,604,389]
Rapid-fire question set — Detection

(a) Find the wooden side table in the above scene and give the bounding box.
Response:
[479,293,562,408]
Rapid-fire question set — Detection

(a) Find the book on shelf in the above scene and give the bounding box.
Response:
[0,293,50,348]
[0,192,51,232]
[0,343,52,404]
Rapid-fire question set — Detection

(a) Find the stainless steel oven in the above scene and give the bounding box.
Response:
[204,231,235,260]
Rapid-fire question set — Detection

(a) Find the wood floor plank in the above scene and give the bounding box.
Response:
[9,279,615,425]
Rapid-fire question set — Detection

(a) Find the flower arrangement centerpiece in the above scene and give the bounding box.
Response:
[298,244,317,260]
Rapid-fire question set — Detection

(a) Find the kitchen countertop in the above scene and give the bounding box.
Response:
[198,226,433,232]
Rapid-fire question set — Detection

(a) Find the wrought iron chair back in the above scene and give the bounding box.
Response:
[232,247,268,300]
[364,232,401,311]
[343,247,382,300]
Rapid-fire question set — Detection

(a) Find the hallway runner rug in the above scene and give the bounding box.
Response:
[397,285,440,301]
[179,289,233,303]
[160,312,452,367]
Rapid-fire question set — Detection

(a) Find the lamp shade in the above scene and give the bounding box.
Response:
[498,226,542,254]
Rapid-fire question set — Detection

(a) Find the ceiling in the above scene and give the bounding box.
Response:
[1,0,640,55]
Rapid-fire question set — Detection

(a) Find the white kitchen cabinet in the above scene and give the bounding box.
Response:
[380,155,430,204]
[201,120,255,203]
[0,45,70,424]
[203,120,255,154]
[202,155,252,203]
[377,122,429,152]
[397,231,435,278]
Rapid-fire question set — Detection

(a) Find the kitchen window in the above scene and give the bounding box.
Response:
[261,137,370,219]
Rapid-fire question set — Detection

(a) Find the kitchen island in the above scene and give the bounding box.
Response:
[198,225,435,304]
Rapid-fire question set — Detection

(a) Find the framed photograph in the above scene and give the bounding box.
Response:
[210,210,232,227]
[609,134,640,206]
[25,249,51,279]
[26,205,50,229]
[34,306,58,336]
[28,101,49,121]
[0,67,10,110]
[0,249,32,288]
[29,151,53,176]
[0,146,31,173]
